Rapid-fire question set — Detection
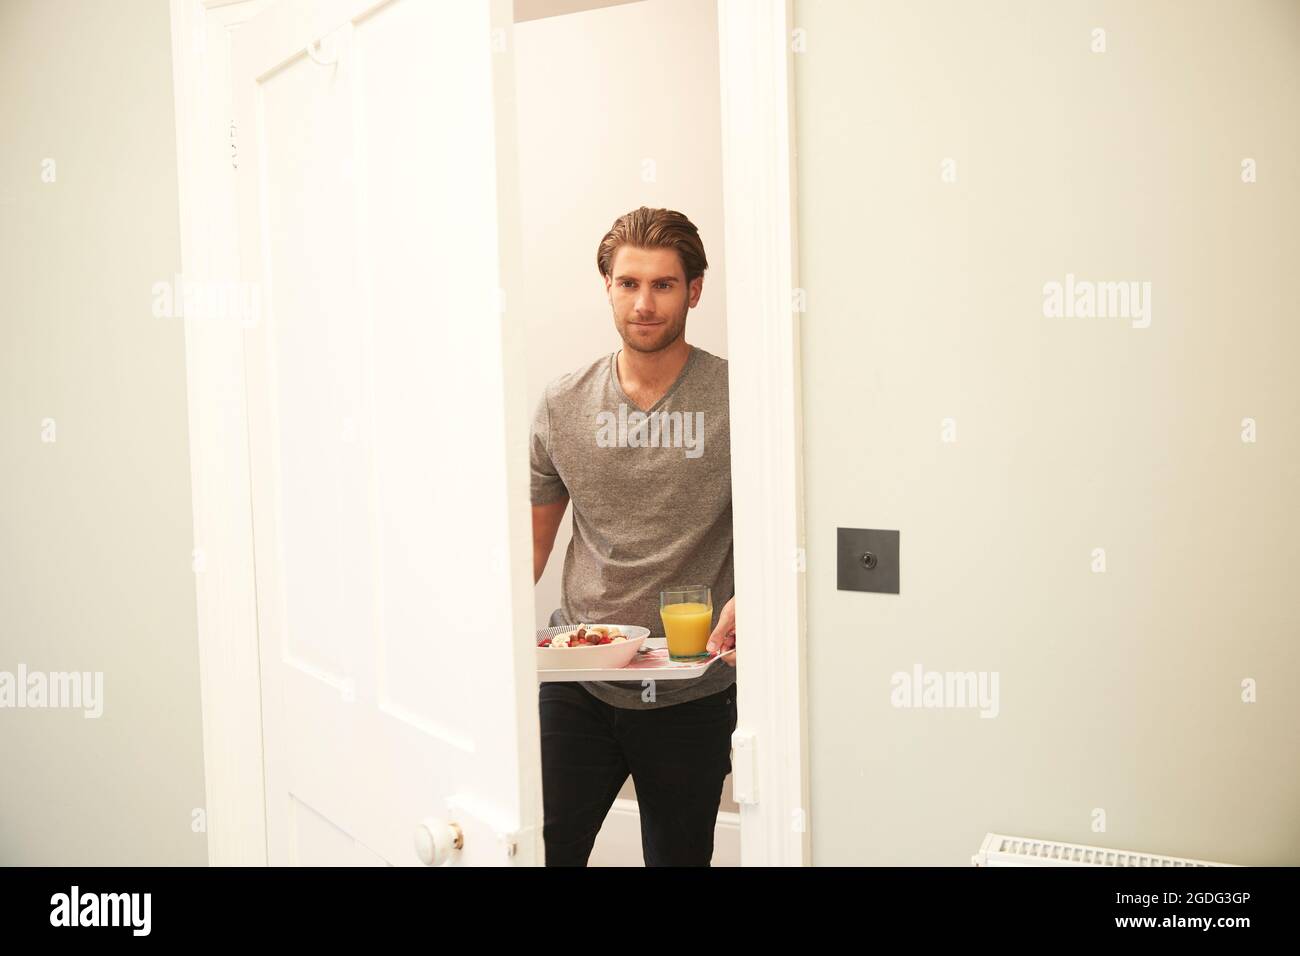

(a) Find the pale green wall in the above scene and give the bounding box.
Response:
[795,0,1299,865]
[0,0,207,865]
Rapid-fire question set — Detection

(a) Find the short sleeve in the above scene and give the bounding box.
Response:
[530,390,569,505]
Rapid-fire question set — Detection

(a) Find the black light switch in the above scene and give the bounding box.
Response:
[837,528,900,594]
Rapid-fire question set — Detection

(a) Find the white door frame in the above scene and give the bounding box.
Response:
[716,0,810,866]
[169,0,809,867]
[168,0,271,866]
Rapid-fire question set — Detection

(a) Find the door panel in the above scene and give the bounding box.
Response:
[233,0,539,866]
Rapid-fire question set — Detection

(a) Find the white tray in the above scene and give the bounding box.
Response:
[536,636,732,683]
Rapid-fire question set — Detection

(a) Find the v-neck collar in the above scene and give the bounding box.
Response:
[610,344,698,415]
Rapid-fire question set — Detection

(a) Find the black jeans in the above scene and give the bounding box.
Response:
[538,680,737,866]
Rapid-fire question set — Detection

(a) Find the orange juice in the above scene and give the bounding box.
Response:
[660,602,713,660]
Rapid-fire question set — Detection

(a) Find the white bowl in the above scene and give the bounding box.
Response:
[535,624,650,671]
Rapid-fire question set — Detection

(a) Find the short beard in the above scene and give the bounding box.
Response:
[622,322,683,354]
[618,306,687,354]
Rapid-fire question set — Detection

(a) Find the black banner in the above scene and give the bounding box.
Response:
[0,863,1286,941]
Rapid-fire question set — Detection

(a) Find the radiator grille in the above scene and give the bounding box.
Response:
[972,832,1235,867]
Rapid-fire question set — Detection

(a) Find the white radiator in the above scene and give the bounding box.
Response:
[972,832,1236,867]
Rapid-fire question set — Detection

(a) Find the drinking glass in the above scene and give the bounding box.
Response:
[659,585,713,662]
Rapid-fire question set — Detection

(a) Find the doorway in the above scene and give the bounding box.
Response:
[516,0,737,866]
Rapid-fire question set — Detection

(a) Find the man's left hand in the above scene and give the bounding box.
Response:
[706,595,737,667]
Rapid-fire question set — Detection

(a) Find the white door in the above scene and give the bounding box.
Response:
[232,0,541,866]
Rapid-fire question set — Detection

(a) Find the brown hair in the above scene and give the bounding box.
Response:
[595,206,708,284]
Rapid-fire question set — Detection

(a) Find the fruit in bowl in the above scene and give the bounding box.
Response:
[537,624,626,648]
[535,624,650,671]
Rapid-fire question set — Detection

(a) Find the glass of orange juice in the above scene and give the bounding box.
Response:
[660,585,713,661]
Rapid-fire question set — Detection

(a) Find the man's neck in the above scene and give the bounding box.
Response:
[616,338,692,396]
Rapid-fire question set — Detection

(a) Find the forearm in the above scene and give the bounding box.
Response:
[531,497,568,584]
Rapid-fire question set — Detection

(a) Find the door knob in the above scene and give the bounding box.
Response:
[414,817,463,866]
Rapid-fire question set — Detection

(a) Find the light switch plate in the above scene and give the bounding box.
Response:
[837,528,900,594]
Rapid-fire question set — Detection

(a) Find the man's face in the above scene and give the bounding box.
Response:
[605,245,703,354]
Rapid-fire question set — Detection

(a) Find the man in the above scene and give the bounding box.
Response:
[530,206,738,866]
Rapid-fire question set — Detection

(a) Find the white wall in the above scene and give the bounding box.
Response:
[0,0,207,864]
[514,0,735,821]
[795,0,1300,866]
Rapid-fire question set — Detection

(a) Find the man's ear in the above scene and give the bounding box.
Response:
[688,275,704,307]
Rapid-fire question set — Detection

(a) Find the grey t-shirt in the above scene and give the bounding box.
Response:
[530,344,735,709]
